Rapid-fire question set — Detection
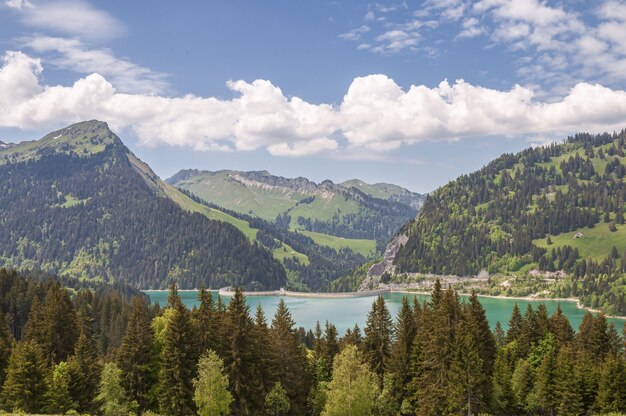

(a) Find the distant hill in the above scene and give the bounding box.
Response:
[167,169,425,251]
[392,129,626,315]
[0,121,285,290]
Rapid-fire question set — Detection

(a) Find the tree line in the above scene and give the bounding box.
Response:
[1,270,626,415]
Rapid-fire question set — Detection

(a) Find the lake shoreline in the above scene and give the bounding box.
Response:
[143,287,626,320]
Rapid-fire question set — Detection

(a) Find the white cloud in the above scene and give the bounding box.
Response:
[372,30,420,53]
[338,25,370,41]
[5,0,34,9]
[10,0,125,40]
[3,52,626,156]
[23,37,167,94]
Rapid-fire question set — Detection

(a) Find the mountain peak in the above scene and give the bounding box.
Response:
[0,120,122,165]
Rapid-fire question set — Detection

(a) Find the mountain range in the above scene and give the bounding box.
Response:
[166,168,424,250]
[0,120,422,291]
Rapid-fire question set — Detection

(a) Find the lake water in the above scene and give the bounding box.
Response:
[144,291,626,335]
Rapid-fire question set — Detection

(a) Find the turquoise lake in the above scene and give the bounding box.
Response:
[144,291,626,335]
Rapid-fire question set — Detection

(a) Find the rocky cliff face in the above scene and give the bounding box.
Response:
[358,233,408,291]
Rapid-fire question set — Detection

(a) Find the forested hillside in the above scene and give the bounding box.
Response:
[0,121,285,290]
[1,271,625,415]
[395,130,626,314]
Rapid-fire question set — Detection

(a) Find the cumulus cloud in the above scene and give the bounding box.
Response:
[3,51,626,156]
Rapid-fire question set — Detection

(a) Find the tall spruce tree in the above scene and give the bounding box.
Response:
[553,346,584,415]
[117,296,156,410]
[491,347,516,415]
[387,296,417,407]
[158,284,198,416]
[271,299,310,415]
[505,304,523,344]
[550,305,574,345]
[447,318,486,415]
[0,341,48,414]
[41,281,78,363]
[322,321,339,380]
[253,303,276,396]
[0,313,13,389]
[225,288,263,415]
[45,361,77,414]
[596,355,626,414]
[467,291,496,407]
[68,329,102,414]
[194,284,217,355]
[363,295,393,383]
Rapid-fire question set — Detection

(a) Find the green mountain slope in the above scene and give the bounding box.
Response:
[167,169,424,252]
[0,121,286,290]
[393,130,626,315]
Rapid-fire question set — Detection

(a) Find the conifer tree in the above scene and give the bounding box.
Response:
[363,295,393,383]
[45,361,77,414]
[68,329,102,414]
[225,288,263,414]
[530,346,558,415]
[410,288,461,415]
[23,296,47,350]
[491,348,516,415]
[387,296,416,407]
[195,284,217,355]
[97,362,131,416]
[341,324,362,349]
[553,346,584,415]
[510,359,534,413]
[0,341,48,413]
[505,304,523,344]
[271,299,310,415]
[549,305,574,345]
[447,318,486,415]
[41,281,78,363]
[596,354,626,414]
[0,313,13,389]
[253,303,276,395]
[322,321,339,380]
[467,292,496,405]
[493,321,506,348]
[158,284,198,416]
[117,296,156,410]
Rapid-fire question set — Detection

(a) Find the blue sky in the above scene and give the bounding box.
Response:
[2,0,626,193]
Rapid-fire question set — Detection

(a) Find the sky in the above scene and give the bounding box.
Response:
[2,1,626,193]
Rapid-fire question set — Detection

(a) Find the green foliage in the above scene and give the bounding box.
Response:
[0,313,13,390]
[363,295,394,382]
[158,286,198,416]
[193,350,232,416]
[0,341,48,413]
[97,362,131,416]
[322,345,378,416]
[45,361,78,414]
[265,382,291,416]
[67,330,102,414]
[117,296,157,410]
[270,299,311,415]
